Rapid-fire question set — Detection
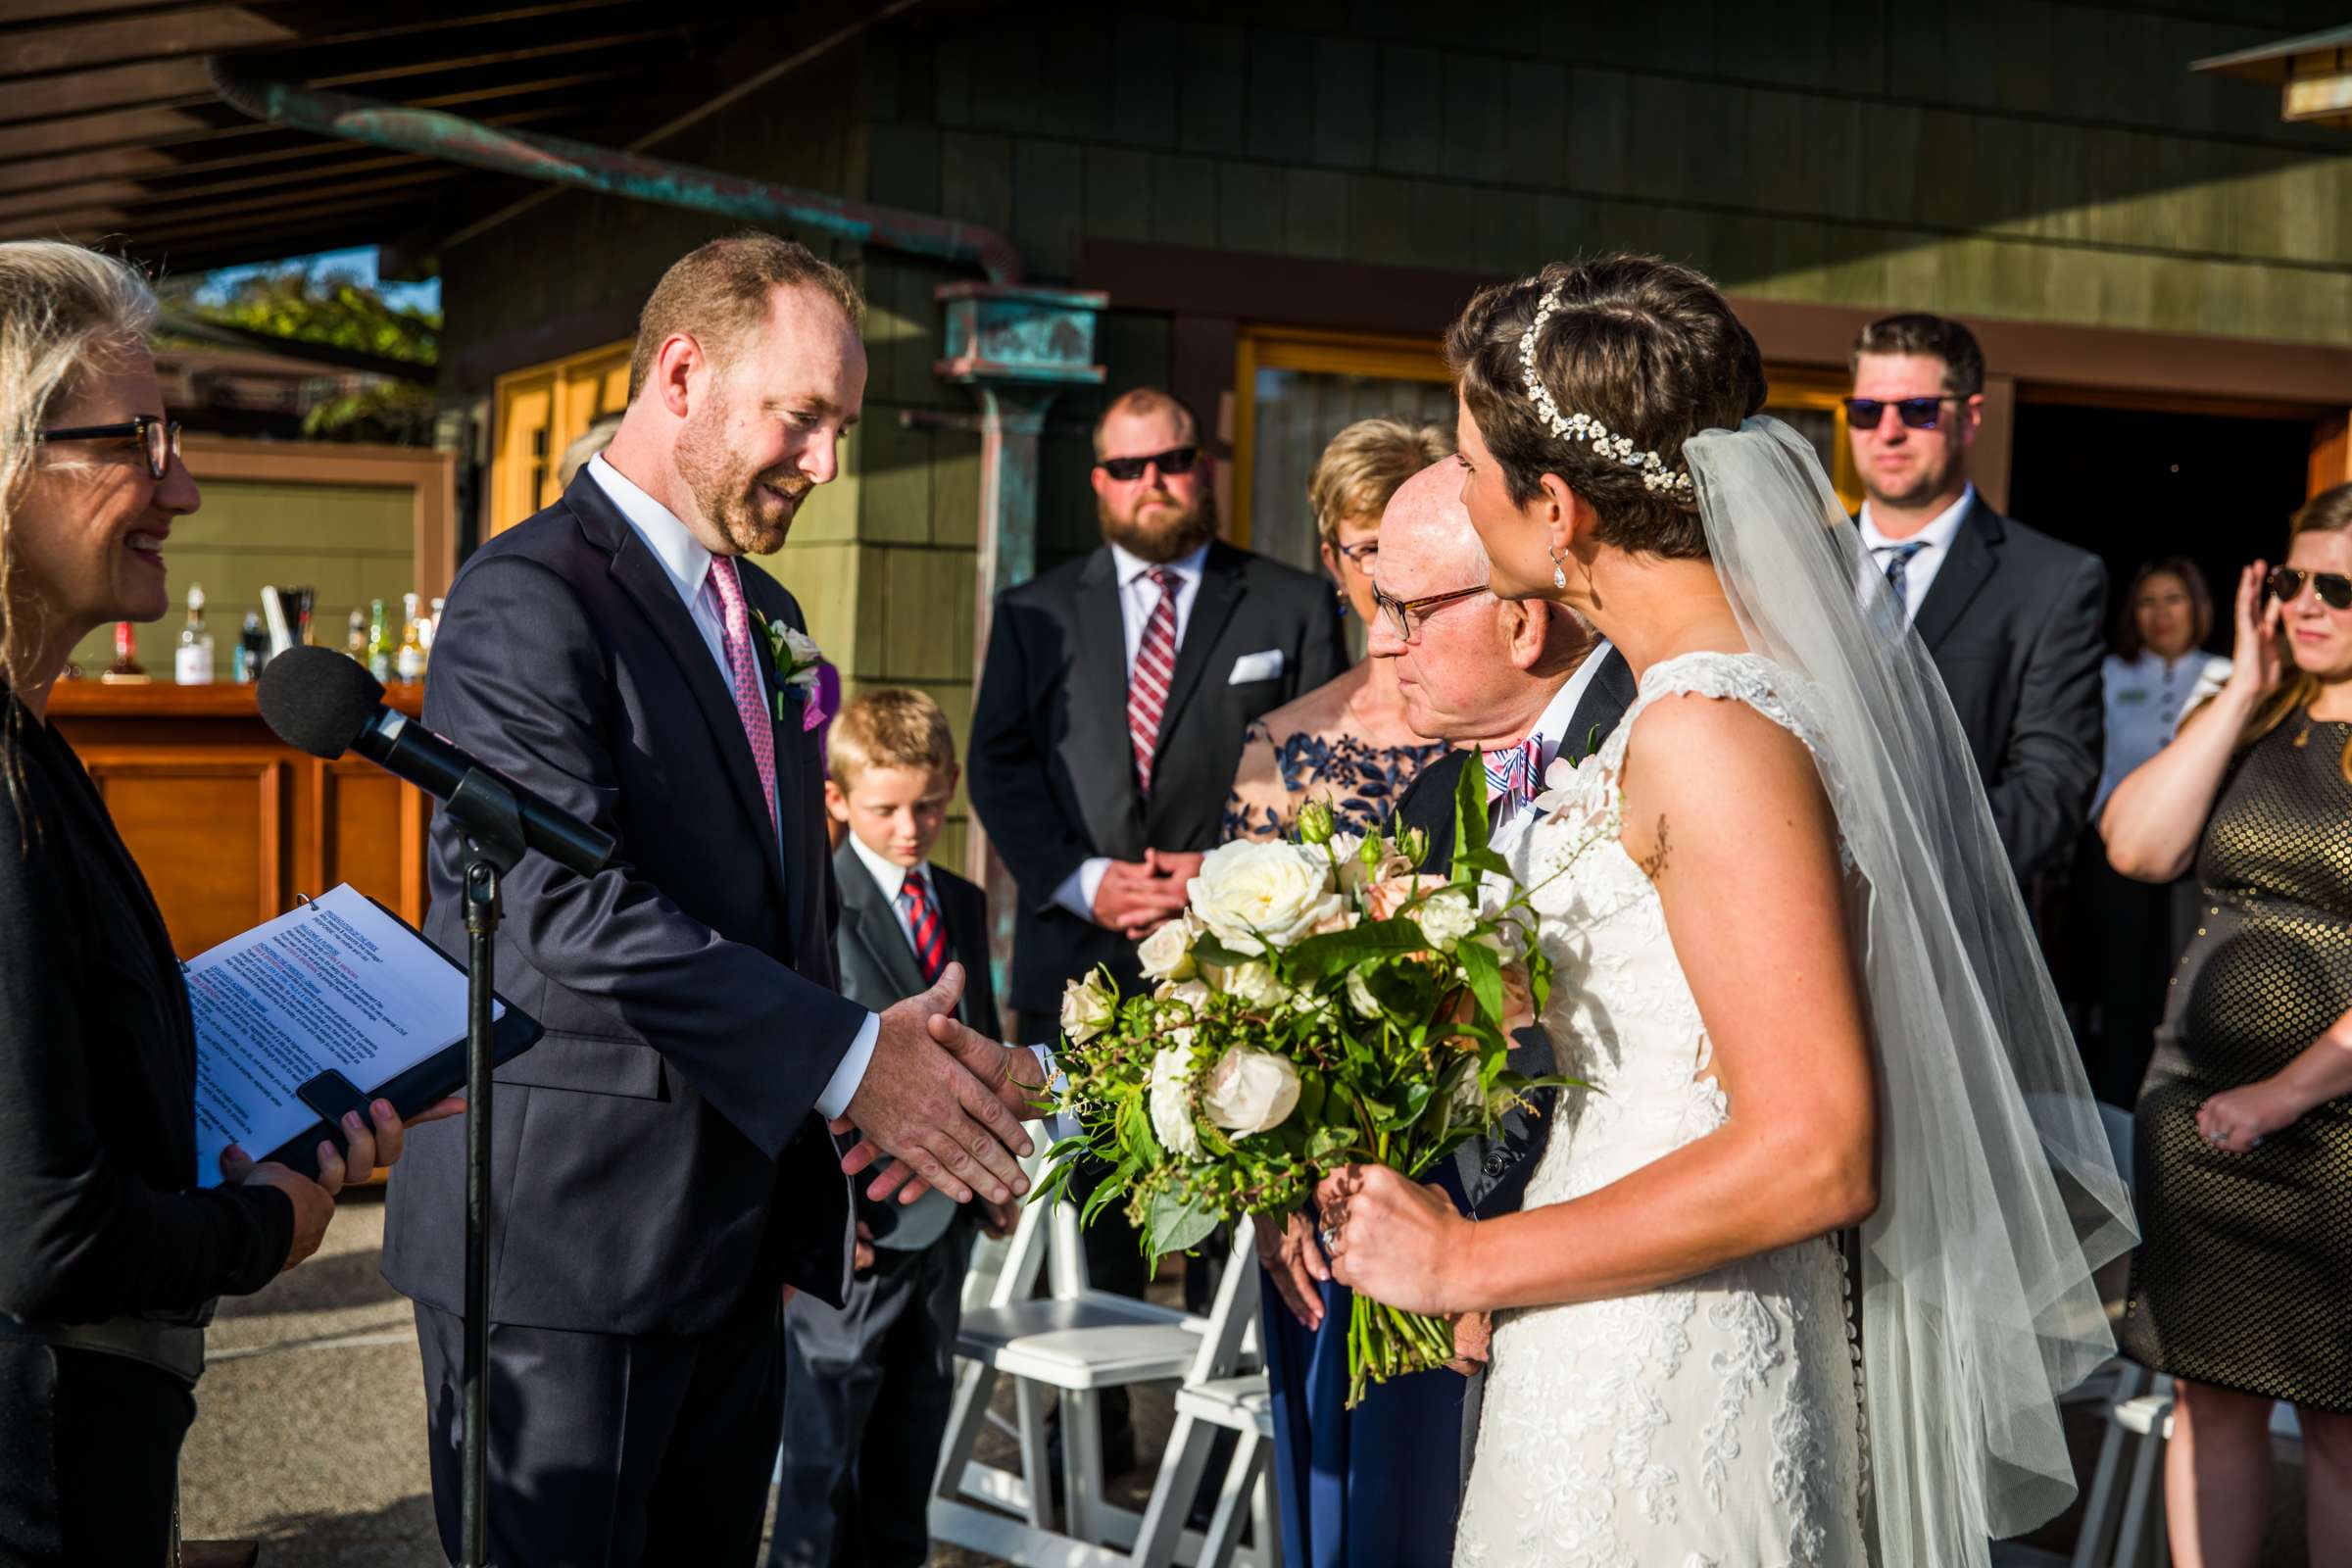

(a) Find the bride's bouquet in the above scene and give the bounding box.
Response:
[1040,761,1577,1403]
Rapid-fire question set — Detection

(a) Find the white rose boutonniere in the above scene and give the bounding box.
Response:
[763,618,826,725]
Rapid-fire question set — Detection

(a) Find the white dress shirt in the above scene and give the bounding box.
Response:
[1052,540,1215,921]
[847,830,931,958]
[1494,639,1615,830]
[1858,482,1975,623]
[2095,650,2231,814]
[585,456,881,1122]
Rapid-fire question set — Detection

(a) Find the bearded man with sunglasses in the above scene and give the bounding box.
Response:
[1849,312,2107,886]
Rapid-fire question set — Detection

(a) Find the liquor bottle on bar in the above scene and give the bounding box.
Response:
[234,610,267,682]
[174,583,216,684]
[101,620,149,684]
[344,608,368,662]
[420,597,444,656]
[395,592,428,682]
[367,599,393,683]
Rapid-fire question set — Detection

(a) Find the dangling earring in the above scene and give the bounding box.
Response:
[1334,587,1349,618]
[1548,547,1568,592]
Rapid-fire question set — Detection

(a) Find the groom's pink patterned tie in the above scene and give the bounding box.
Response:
[705,556,779,837]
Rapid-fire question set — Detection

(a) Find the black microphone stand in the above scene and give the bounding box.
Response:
[446,769,526,1568]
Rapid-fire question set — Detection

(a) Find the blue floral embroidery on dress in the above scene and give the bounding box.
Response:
[1220,722,1448,842]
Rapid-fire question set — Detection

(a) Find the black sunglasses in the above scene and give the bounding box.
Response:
[1842,396,1956,432]
[38,414,182,480]
[2268,566,2352,611]
[1098,445,1199,482]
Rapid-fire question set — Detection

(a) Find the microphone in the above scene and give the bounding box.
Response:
[259,646,614,877]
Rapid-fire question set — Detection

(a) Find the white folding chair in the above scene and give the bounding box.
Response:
[1126,1249,1275,1568]
[929,1200,1229,1565]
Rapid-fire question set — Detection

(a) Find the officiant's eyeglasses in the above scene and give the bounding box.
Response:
[1097,445,1199,482]
[2268,566,2352,611]
[1372,582,1488,643]
[37,415,182,480]
[1841,396,1956,432]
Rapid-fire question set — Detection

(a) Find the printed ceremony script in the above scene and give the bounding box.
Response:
[184,884,500,1186]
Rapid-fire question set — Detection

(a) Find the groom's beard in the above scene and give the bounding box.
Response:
[676,402,812,557]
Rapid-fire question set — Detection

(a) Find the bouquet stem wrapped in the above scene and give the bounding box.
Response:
[1040,759,1584,1405]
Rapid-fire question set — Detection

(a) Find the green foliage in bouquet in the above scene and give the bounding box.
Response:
[1038,756,1584,1401]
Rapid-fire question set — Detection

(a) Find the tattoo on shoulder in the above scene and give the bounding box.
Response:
[1638,813,1671,880]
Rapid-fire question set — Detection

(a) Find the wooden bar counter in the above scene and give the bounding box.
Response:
[50,680,432,960]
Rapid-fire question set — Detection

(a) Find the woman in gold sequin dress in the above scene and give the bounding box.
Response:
[2102,483,2352,1566]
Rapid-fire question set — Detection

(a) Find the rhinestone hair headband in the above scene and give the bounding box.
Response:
[1517,283,1694,496]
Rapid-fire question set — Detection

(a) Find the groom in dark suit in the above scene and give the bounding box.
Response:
[1847,313,2106,887]
[383,234,1040,1567]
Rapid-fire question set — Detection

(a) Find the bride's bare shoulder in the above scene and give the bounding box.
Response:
[1616,690,1834,880]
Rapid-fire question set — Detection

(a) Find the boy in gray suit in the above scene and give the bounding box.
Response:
[768,690,1013,1568]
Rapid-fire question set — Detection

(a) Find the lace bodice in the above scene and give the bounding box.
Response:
[1456,652,1865,1568]
[1508,652,1842,1192]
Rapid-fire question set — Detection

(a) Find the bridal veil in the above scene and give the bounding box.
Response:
[1682,417,2135,1565]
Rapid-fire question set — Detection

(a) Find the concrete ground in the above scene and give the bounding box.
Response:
[180,1196,2307,1566]
[177,1191,1181,1567]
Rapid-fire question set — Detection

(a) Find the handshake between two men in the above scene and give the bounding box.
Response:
[832,848,1207,1212]
[831,961,1047,1210]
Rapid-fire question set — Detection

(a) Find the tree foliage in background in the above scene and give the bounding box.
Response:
[159,262,441,443]
[193,263,439,365]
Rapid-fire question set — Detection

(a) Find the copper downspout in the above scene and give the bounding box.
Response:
[205,60,1023,284]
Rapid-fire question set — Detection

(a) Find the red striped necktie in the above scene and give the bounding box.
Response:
[899,867,949,985]
[1126,566,1180,797]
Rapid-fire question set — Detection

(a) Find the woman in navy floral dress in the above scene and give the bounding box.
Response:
[1220,419,1455,1568]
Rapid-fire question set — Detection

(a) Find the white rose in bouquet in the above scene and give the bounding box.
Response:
[1149,1047,1203,1157]
[1214,959,1287,1008]
[1201,1046,1301,1136]
[1059,973,1117,1042]
[1190,840,1344,955]
[1137,912,1200,981]
[1409,887,1479,951]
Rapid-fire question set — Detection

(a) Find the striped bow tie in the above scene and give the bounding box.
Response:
[1484,736,1546,810]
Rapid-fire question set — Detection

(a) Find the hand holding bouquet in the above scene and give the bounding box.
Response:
[1040,760,1580,1403]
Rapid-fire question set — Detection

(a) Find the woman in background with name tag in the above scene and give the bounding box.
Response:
[2077,558,2233,1105]
[0,241,418,1567]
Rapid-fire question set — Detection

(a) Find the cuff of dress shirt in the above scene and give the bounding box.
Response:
[1052,858,1111,923]
[814,1012,881,1123]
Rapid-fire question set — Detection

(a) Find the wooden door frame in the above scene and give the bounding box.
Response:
[180,435,458,600]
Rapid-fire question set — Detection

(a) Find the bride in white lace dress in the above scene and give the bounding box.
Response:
[1319,257,2133,1567]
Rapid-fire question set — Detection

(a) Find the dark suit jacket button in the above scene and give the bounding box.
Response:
[1482,1152,1508,1178]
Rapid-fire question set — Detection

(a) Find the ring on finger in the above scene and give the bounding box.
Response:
[1318,1225,1339,1252]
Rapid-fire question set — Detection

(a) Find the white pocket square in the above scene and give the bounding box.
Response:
[1228,649,1285,684]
